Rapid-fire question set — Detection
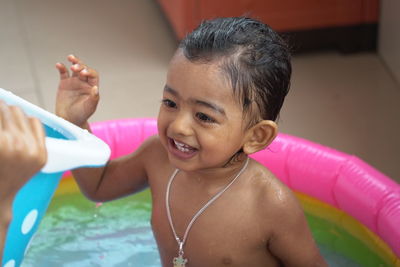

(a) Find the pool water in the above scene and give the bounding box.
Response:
[21,186,386,267]
[21,190,160,267]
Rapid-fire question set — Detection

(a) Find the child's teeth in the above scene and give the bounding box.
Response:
[174,140,191,152]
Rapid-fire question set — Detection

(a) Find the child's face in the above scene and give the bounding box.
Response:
[157,51,248,171]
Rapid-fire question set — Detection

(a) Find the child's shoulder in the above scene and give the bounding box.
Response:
[142,134,163,149]
[245,160,326,266]
[131,135,175,180]
[139,135,167,158]
[129,135,168,168]
[247,159,302,216]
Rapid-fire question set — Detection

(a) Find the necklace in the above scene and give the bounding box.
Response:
[165,158,249,267]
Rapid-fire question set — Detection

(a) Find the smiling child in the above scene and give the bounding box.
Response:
[55,17,327,267]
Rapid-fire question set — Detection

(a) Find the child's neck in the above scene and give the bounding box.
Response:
[178,155,249,191]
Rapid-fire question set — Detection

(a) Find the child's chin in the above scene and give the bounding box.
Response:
[167,156,202,171]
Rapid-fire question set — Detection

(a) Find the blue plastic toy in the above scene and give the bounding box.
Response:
[0,88,110,267]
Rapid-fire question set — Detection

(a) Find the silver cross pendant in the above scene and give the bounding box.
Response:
[173,254,188,267]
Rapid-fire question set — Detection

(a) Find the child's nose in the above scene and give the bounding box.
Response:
[170,112,194,136]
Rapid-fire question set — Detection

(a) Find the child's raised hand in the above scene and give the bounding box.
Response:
[55,55,99,127]
[0,101,47,208]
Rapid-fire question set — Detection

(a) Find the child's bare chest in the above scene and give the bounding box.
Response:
[149,178,279,267]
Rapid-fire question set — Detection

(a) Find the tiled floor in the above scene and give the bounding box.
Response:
[1,0,399,182]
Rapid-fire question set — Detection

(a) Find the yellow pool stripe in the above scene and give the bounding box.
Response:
[55,176,79,195]
[296,192,400,266]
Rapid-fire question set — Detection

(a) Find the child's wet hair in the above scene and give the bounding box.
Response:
[179,17,291,126]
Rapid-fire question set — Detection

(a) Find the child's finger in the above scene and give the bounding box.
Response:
[68,54,84,77]
[67,54,82,65]
[56,63,70,80]
[80,68,99,86]
[71,63,87,78]
[91,85,99,97]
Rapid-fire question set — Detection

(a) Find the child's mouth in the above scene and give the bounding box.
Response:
[168,138,198,159]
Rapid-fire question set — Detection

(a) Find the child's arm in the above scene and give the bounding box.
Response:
[0,102,47,263]
[55,55,149,202]
[267,189,328,267]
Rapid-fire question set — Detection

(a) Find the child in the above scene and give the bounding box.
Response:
[0,102,47,263]
[55,17,327,267]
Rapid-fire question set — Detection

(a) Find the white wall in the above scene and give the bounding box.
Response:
[379,0,400,84]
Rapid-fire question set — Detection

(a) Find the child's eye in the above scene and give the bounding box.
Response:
[196,112,216,123]
[162,99,177,108]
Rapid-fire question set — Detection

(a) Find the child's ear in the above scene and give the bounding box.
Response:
[242,120,278,155]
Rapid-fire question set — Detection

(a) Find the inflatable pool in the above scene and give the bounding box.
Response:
[0,88,111,267]
[21,118,400,267]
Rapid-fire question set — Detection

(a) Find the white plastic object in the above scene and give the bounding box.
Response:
[0,88,110,173]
